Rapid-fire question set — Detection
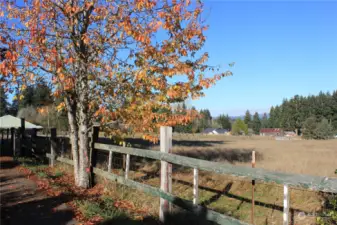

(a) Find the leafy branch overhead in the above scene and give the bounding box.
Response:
[0,0,231,187]
[0,0,232,142]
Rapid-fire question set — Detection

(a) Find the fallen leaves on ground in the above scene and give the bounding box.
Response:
[16,164,151,225]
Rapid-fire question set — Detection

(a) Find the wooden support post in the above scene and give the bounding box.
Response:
[90,124,99,186]
[168,127,172,212]
[10,128,15,156]
[251,151,256,225]
[283,184,290,225]
[20,118,25,156]
[124,142,130,179]
[50,128,57,167]
[108,150,113,173]
[193,168,199,205]
[159,126,172,223]
[0,130,3,151]
[90,125,100,168]
[30,128,37,157]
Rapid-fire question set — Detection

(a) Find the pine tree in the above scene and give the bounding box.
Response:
[252,112,261,134]
[332,90,337,131]
[269,106,275,128]
[261,113,269,128]
[0,87,8,116]
[199,109,212,130]
[244,110,252,128]
[302,116,317,139]
[33,80,53,107]
[217,114,231,130]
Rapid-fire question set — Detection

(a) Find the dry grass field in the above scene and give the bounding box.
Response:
[92,134,336,225]
[166,134,337,178]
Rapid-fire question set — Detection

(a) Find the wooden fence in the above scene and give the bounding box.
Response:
[2,124,337,225]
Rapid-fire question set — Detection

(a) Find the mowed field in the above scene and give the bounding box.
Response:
[165,134,337,178]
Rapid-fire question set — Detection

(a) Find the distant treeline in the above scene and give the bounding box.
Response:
[267,91,337,131]
[173,91,337,139]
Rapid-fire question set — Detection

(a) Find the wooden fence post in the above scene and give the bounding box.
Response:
[50,128,57,167]
[10,128,15,156]
[90,124,99,186]
[283,184,290,225]
[251,151,256,225]
[124,142,130,179]
[168,127,172,212]
[30,128,37,157]
[108,150,113,173]
[0,129,3,151]
[20,118,25,156]
[193,168,199,205]
[159,126,172,223]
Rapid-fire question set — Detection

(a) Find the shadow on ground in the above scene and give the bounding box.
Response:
[99,209,217,225]
[97,137,229,149]
[174,148,263,163]
[1,194,75,225]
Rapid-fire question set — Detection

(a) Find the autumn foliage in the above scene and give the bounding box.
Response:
[0,0,231,187]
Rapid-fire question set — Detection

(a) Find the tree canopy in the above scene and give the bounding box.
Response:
[0,0,230,187]
[231,118,248,135]
[0,86,7,116]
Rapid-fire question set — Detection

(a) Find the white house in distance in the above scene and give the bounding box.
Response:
[201,128,230,135]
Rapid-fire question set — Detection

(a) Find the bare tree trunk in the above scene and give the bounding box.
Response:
[76,62,91,188]
[65,98,80,186]
[77,102,90,188]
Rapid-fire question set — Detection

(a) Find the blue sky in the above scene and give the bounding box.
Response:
[191,0,337,116]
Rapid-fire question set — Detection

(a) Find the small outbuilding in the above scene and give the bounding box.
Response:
[260,128,284,136]
[0,115,43,129]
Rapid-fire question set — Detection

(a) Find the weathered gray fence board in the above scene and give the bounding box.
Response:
[47,155,249,225]
[94,143,337,192]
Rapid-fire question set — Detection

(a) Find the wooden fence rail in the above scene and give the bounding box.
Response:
[94,143,337,193]
[46,154,250,225]
[34,125,337,225]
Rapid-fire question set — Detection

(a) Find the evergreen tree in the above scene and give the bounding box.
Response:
[199,109,212,130]
[19,85,35,109]
[302,117,317,139]
[252,112,261,134]
[244,110,252,128]
[261,113,269,128]
[273,106,281,128]
[33,80,53,107]
[0,87,8,116]
[332,90,337,131]
[269,106,275,128]
[217,114,231,130]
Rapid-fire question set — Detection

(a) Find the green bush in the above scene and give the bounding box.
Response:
[231,118,248,135]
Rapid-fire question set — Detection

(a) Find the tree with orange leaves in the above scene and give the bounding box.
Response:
[0,0,232,188]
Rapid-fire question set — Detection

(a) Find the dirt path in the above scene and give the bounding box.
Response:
[0,157,78,225]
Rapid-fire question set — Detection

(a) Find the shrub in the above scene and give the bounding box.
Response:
[314,118,334,140]
[302,116,317,139]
